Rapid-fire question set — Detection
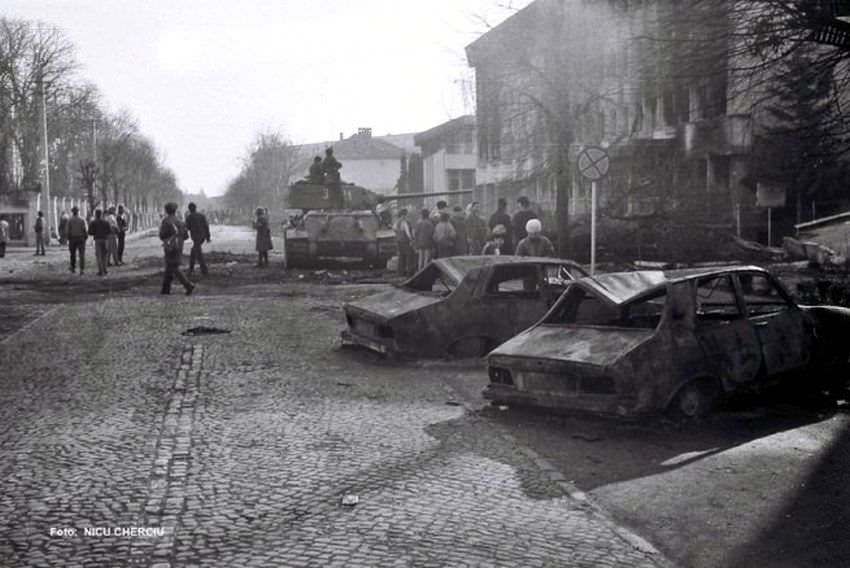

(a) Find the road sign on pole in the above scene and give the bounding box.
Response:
[577,146,610,182]
[577,146,609,275]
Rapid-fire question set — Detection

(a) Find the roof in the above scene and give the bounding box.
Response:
[435,255,583,283]
[298,132,406,162]
[414,116,475,147]
[580,265,768,305]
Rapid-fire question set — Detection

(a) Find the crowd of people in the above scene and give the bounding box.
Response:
[59,204,131,276]
[392,195,556,276]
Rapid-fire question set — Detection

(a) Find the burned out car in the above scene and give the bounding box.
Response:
[485,266,850,418]
[341,256,588,358]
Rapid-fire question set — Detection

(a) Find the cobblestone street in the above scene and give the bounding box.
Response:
[0,258,669,567]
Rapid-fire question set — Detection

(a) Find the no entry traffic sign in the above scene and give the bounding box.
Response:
[577,146,610,181]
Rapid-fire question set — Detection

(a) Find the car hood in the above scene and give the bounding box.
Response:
[490,325,653,367]
[344,287,443,320]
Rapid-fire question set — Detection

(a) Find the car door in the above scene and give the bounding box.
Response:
[479,263,548,341]
[736,272,812,377]
[692,275,762,385]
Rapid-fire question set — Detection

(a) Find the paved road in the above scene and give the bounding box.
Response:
[0,232,668,567]
[0,224,282,279]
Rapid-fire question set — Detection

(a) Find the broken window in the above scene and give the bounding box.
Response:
[486,264,542,296]
[739,273,790,316]
[545,287,666,329]
[695,275,741,323]
[403,264,458,296]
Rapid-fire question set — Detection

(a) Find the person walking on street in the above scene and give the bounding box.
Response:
[58,210,69,246]
[0,216,9,258]
[489,198,514,254]
[393,208,415,276]
[105,207,120,266]
[159,202,195,295]
[253,207,273,267]
[515,219,555,257]
[433,211,456,259]
[482,225,507,255]
[66,206,87,273]
[466,201,488,256]
[512,196,538,245]
[87,209,112,276]
[34,211,46,255]
[116,204,129,264]
[414,208,435,271]
[450,206,468,255]
[185,202,211,275]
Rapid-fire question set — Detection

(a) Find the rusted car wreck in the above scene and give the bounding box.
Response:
[485,266,850,418]
[341,256,587,358]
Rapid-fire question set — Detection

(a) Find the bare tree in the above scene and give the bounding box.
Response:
[0,18,76,191]
[224,131,299,212]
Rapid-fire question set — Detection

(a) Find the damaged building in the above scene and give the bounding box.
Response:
[465,0,850,261]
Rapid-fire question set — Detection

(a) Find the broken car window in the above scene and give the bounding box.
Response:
[739,273,790,316]
[695,275,741,322]
[486,264,541,295]
[403,264,458,295]
[545,286,666,329]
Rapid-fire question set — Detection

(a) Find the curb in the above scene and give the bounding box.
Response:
[440,382,673,567]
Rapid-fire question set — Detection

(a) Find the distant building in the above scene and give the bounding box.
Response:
[292,128,412,196]
[413,116,477,209]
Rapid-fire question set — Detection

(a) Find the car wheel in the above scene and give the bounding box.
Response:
[448,337,494,359]
[673,380,720,420]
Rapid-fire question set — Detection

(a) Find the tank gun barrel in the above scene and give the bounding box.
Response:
[376,189,474,203]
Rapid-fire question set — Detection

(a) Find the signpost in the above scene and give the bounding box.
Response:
[576,146,610,275]
[756,182,786,247]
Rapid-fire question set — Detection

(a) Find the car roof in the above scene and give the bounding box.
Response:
[578,265,769,305]
[434,255,584,282]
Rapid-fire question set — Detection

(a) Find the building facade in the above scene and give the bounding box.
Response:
[466,0,767,260]
[413,116,477,209]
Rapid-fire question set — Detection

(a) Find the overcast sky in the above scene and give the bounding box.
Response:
[5,0,530,196]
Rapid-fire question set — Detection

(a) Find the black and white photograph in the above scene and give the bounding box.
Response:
[1,1,849,566]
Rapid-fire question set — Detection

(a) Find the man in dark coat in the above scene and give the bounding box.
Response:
[512,196,538,244]
[322,147,344,208]
[87,209,112,276]
[185,202,211,275]
[308,156,324,184]
[450,206,468,255]
[66,206,88,274]
[414,208,435,271]
[159,202,195,295]
[489,198,513,254]
[116,204,129,264]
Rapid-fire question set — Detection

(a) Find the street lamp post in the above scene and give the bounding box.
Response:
[40,78,52,244]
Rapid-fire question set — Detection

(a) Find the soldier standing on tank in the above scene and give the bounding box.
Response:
[322,147,344,209]
[308,156,324,184]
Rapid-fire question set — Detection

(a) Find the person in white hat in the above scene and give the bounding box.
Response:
[515,218,555,257]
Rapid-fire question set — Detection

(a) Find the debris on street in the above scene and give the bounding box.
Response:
[340,494,359,507]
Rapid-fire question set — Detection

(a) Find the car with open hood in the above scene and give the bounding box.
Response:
[485,266,850,418]
[341,256,588,358]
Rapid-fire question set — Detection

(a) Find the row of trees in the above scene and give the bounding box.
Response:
[0,18,181,213]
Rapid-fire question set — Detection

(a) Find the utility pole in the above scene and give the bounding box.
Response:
[40,77,52,245]
[91,118,97,210]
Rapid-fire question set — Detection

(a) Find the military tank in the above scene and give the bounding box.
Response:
[284,180,472,268]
